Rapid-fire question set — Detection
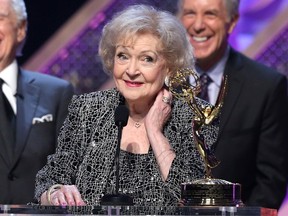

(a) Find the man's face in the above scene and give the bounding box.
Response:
[0,0,26,71]
[179,0,238,70]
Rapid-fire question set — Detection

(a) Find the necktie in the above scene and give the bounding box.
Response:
[198,73,212,102]
[0,79,16,145]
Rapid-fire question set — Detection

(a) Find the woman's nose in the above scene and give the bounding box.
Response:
[126,59,139,75]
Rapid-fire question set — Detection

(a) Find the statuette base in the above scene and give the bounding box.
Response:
[181,178,243,206]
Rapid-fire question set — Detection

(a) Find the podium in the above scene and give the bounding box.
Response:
[0,205,277,215]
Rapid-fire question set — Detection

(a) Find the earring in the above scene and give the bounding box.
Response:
[164,76,170,87]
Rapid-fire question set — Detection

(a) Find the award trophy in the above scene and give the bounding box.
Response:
[166,68,243,206]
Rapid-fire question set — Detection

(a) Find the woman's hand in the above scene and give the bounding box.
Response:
[41,185,86,206]
[145,88,172,132]
[145,88,175,181]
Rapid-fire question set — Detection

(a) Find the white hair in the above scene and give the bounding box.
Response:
[9,0,28,56]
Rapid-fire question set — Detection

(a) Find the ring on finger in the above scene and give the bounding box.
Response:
[162,96,171,104]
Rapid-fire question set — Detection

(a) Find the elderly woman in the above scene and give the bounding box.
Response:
[35,5,218,206]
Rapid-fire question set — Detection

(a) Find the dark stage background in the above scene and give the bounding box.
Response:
[19,0,89,65]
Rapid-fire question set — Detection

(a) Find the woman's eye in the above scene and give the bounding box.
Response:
[116,52,128,60]
[143,56,154,63]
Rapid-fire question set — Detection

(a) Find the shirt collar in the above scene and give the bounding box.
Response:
[196,46,230,87]
[0,60,18,95]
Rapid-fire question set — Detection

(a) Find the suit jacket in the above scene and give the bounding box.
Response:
[0,68,74,204]
[212,48,288,209]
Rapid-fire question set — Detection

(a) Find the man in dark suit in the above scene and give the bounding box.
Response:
[0,0,74,204]
[178,0,288,209]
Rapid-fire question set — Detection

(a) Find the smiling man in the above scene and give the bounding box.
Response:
[0,0,74,204]
[178,0,288,210]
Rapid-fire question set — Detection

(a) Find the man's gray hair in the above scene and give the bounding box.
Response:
[9,0,28,56]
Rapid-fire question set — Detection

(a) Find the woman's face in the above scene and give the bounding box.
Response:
[113,33,168,104]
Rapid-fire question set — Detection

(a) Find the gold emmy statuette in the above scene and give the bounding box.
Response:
[167,68,243,206]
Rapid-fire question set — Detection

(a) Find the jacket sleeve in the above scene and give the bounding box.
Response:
[248,75,288,208]
[34,94,87,202]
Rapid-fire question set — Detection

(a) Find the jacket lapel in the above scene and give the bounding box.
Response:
[13,70,40,166]
[218,49,245,136]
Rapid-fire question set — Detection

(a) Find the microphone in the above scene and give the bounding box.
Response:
[114,105,129,127]
[114,105,129,195]
[100,105,134,206]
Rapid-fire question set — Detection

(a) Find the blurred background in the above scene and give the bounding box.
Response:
[21,0,288,213]
[21,0,288,93]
